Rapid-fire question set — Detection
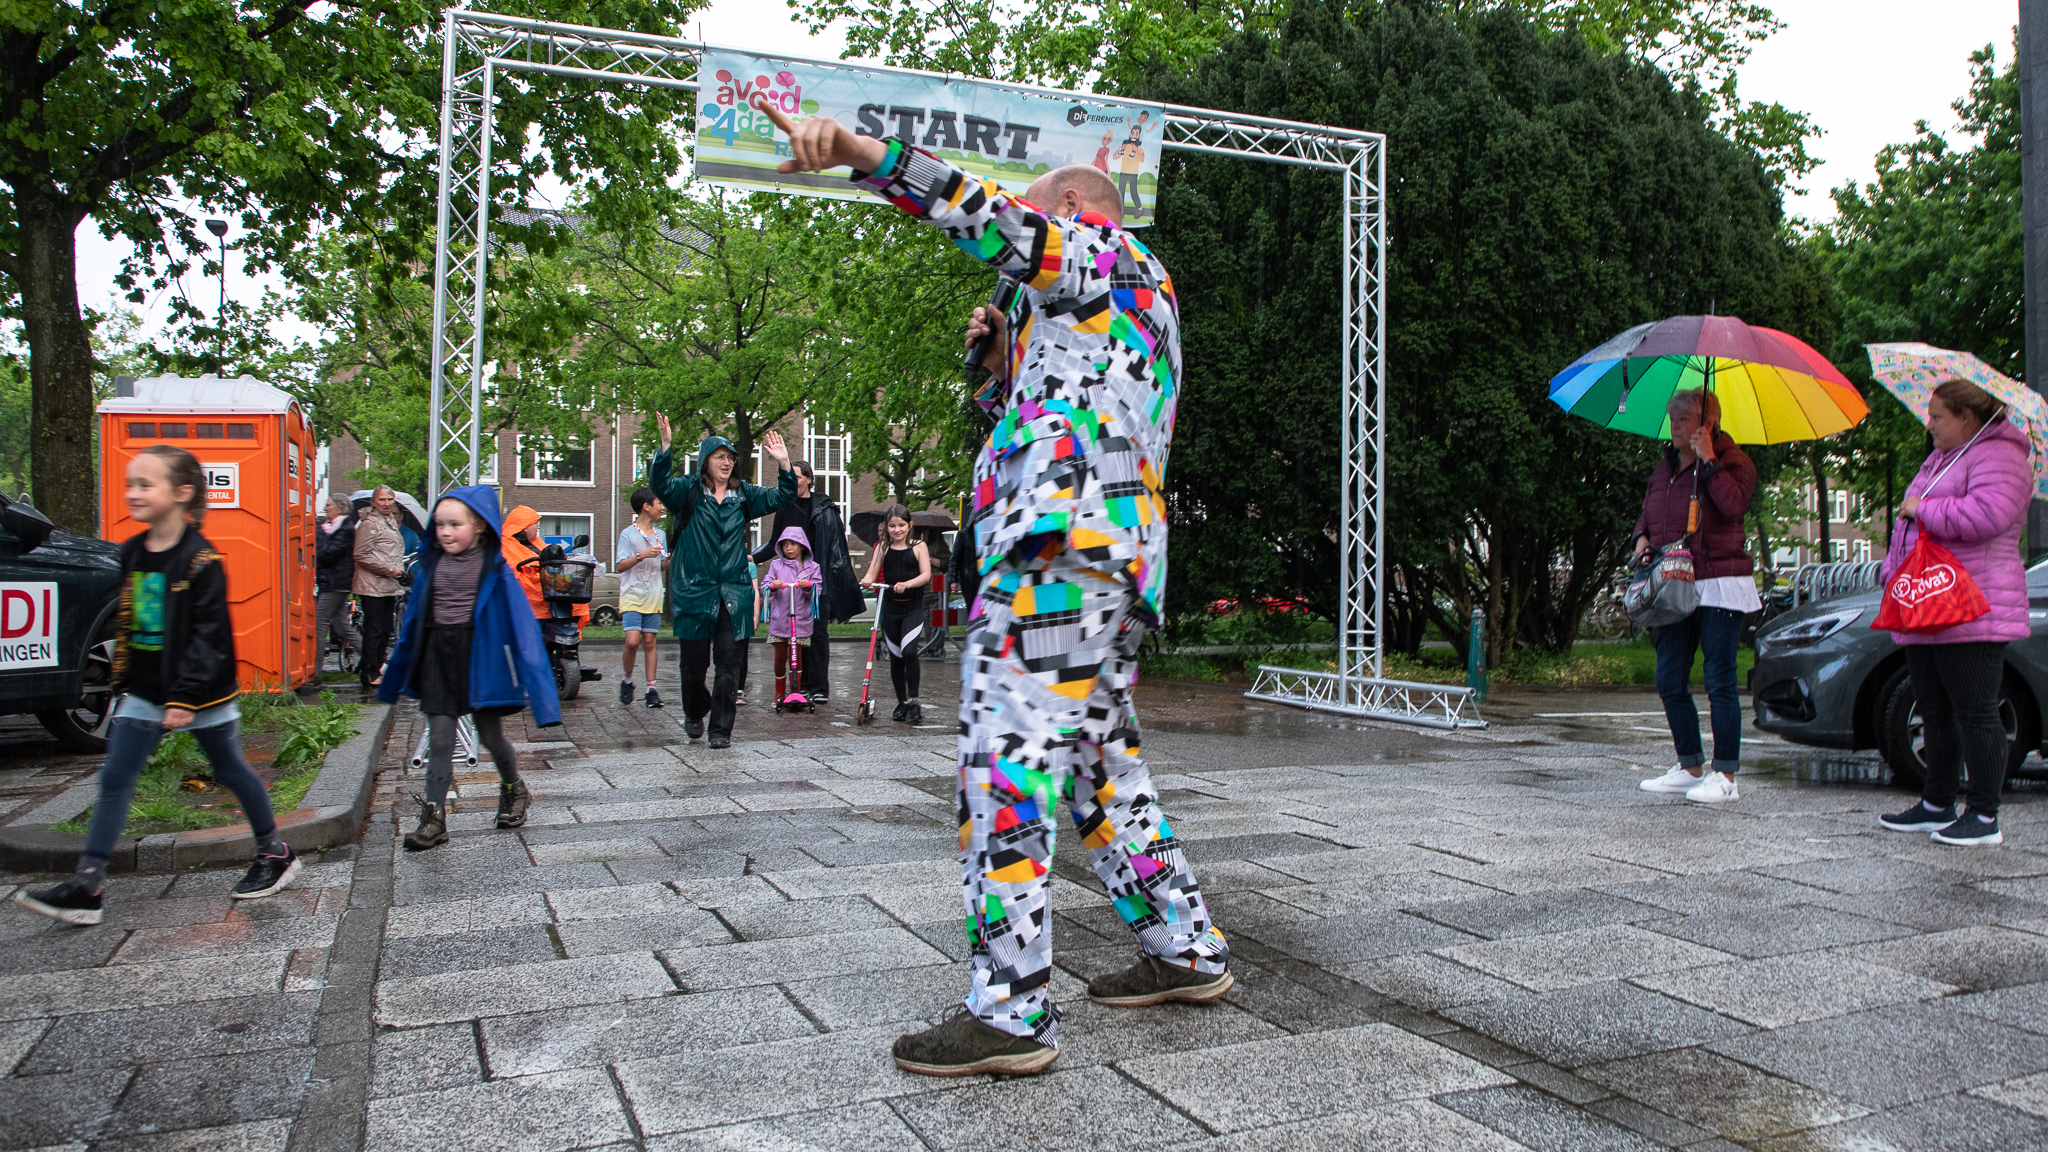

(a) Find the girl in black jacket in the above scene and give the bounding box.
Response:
[15,446,299,926]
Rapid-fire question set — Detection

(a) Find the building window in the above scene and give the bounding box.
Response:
[519,435,593,485]
[1852,538,1872,563]
[536,514,595,553]
[805,417,851,506]
[1831,490,1849,522]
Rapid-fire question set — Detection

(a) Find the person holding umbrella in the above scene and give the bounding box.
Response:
[1867,345,2042,847]
[1551,315,1871,801]
[1631,390,1758,803]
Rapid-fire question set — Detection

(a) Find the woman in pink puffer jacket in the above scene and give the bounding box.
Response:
[1877,378,2033,847]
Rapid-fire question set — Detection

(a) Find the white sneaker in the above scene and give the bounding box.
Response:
[1640,765,1703,793]
[1686,773,1739,803]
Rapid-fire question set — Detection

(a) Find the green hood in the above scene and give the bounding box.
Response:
[695,436,737,479]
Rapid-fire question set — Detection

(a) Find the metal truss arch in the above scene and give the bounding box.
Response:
[428,8,1481,729]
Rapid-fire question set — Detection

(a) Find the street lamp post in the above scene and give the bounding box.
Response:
[204,219,228,365]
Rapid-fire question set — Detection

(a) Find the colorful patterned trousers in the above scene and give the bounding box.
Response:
[957,563,1228,1044]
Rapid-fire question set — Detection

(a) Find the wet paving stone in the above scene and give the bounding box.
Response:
[5,678,2047,1147]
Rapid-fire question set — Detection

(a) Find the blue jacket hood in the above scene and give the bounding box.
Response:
[428,486,505,552]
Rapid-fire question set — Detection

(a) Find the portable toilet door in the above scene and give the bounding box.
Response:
[97,375,319,693]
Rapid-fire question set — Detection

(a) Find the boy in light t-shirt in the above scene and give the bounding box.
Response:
[616,487,669,708]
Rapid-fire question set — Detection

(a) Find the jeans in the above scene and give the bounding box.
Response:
[1904,642,2009,817]
[1653,606,1744,774]
[680,604,741,739]
[83,718,276,864]
[317,588,359,653]
[423,712,519,809]
[359,595,398,685]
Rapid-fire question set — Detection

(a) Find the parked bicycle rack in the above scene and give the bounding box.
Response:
[1789,561,1884,608]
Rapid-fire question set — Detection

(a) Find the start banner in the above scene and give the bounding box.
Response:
[693,49,1168,225]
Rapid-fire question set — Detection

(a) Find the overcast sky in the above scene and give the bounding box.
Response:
[68,0,2023,345]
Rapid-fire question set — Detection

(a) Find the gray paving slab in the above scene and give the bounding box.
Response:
[383,893,551,939]
[1427,854,1674,895]
[98,1047,315,1138]
[374,951,677,1027]
[781,961,972,1030]
[1334,953,1526,1011]
[362,1067,636,1152]
[0,951,289,1021]
[659,925,949,991]
[0,1018,44,1076]
[1754,1094,2048,1152]
[0,919,127,975]
[1710,1002,2048,1109]
[1643,902,1914,958]
[1950,981,2048,1035]
[1442,979,1752,1067]
[375,923,563,980]
[1167,1097,1530,1152]
[894,1064,1208,1150]
[1840,924,2048,992]
[1257,908,1484,965]
[1436,1085,1667,1152]
[1973,1070,2048,1119]
[553,908,735,957]
[16,992,319,1074]
[87,1116,293,1151]
[1821,884,2048,932]
[1440,924,1737,992]
[713,893,899,940]
[479,986,817,1078]
[1119,1023,1512,1134]
[372,1021,483,1101]
[1592,870,1861,915]
[1579,1046,1868,1143]
[613,1026,947,1135]
[1405,888,1667,940]
[1632,951,1958,1028]
[0,1066,130,1147]
[1756,854,1976,895]
[642,1101,929,1152]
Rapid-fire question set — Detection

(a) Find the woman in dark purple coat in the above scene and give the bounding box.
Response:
[1632,389,1758,804]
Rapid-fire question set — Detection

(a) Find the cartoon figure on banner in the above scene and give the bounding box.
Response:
[1092,129,1112,173]
[703,67,821,150]
[1112,113,1153,216]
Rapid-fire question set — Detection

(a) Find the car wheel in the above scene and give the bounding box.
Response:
[38,626,116,754]
[1880,671,2036,793]
[592,605,619,627]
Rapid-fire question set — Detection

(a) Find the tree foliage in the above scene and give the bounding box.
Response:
[1126,1,1825,663]
[1817,40,2020,551]
[2,0,700,530]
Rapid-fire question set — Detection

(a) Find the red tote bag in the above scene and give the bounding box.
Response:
[1872,535,1991,635]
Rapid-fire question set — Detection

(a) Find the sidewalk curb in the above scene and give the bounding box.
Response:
[0,704,397,875]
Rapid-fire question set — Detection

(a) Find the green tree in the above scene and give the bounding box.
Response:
[1818,39,2019,542]
[1,0,700,532]
[1127,1,1826,665]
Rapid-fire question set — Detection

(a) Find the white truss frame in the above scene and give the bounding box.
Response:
[428,8,1483,730]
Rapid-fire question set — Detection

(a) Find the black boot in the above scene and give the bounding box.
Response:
[404,798,449,851]
[495,779,531,829]
[907,702,924,725]
[892,701,909,722]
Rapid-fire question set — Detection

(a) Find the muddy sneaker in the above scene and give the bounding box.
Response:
[14,875,103,926]
[495,779,532,829]
[403,798,449,851]
[1932,812,2003,847]
[892,1006,1058,1077]
[233,845,302,899]
[645,687,664,709]
[1087,954,1234,1006]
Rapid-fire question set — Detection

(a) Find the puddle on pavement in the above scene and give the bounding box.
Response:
[1746,754,1892,787]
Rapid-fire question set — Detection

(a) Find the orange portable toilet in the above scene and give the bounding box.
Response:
[97,375,319,693]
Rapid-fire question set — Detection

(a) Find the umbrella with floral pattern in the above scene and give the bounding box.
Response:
[1865,342,2048,499]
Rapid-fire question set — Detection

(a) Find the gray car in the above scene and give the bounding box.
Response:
[1750,558,2048,789]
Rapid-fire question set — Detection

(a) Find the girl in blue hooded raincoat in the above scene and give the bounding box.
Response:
[379,486,561,851]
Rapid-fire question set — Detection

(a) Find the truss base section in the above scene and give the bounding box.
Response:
[1245,664,1486,730]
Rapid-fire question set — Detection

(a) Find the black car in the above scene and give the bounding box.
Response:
[0,497,123,751]
[1750,558,2048,789]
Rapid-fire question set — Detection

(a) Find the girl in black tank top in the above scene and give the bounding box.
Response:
[861,506,932,723]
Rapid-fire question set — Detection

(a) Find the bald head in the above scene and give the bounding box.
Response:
[1024,165,1123,225]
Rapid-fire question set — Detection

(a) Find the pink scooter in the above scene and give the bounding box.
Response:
[773,581,816,714]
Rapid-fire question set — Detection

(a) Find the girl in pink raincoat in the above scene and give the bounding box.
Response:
[761,526,822,701]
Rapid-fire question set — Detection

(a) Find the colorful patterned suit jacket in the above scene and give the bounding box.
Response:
[852,140,1180,625]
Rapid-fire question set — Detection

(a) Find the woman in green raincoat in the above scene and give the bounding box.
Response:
[649,415,796,747]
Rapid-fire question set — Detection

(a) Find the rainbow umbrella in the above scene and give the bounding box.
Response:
[1548,315,1869,444]
[1866,342,2048,499]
